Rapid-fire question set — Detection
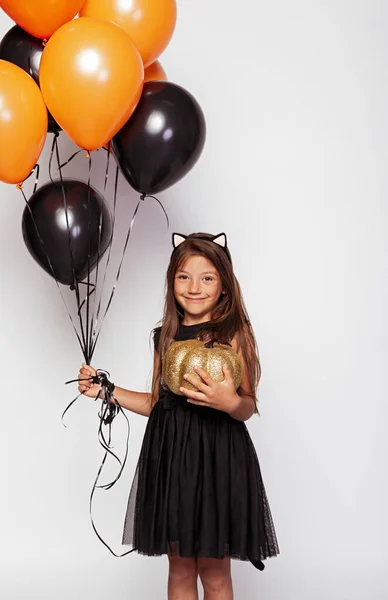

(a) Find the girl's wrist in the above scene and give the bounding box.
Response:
[109,384,118,403]
[227,393,254,421]
[226,392,242,417]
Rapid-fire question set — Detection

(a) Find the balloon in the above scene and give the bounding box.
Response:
[80,0,177,67]
[22,179,113,286]
[0,60,47,185]
[0,25,60,133]
[39,18,144,151]
[144,61,167,83]
[0,0,86,40]
[111,82,206,195]
[102,60,167,150]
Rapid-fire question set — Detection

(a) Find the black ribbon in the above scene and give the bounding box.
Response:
[64,371,135,557]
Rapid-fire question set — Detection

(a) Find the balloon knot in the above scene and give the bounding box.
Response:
[42,39,47,47]
[86,151,90,158]
[16,183,23,190]
[140,194,146,201]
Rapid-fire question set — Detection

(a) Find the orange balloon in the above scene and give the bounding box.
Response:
[0,60,47,185]
[39,18,144,151]
[0,0,85,39]
[80,0,177,67]
[144,61,167,83]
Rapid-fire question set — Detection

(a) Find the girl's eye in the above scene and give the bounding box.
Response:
[204,277,214,282]
[178,275,188,280]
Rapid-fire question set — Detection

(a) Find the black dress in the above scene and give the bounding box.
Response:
[122,322,279,570]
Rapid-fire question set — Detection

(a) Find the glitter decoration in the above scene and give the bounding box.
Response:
[162,339,242,396]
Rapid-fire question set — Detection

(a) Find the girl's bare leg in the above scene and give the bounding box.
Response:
[197,557,233,600]
[168,556,198,600]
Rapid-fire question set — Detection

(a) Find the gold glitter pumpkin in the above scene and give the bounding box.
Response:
[162,339,242,396]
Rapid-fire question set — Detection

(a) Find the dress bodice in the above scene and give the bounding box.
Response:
[175,321,210,341]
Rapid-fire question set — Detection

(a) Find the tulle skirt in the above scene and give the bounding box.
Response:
[122,396,279,568]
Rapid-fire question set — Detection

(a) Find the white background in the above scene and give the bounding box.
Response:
[1,1,387,598]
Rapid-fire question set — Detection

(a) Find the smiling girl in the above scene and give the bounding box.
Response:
[78,232,279,599]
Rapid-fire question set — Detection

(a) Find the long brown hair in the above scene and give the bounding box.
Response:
[151,233,261,411]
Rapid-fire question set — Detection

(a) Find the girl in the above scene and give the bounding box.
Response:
[78,232,279,599]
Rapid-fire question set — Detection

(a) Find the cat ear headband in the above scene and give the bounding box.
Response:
[172,232,231,261]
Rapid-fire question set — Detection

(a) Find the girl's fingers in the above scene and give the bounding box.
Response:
[81,364,97,376]
[78,364,98,395]
[180,387,208,402]
[186,400,209,407]
[193,366,214,386]
[183,373,208,393]
[81,368,93,376]
[79,374,91,381]
[222,364,234,382]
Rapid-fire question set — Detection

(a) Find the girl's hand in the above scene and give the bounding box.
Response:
[78,363,102,398]
[180,365,240,415]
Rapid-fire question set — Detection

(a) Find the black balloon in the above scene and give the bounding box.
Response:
[112,81,206,195]
[22,179,112,286]
[0,25,60,134]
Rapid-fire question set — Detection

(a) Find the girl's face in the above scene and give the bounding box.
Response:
[174,254,224,323]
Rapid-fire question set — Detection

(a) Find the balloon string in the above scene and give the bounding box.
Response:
[19,184,85,357]
[90,192,170,357]
[54,136,89,362]
[63,372,134,557]
[87,148,111,360]
[91,192,142,357]
[27,53,33,80]
[48,131,60,183]
[56,149,83,171]
[89,166,119,355]
[51,144,112,361]
[32,163,40,194]
[85,153,93,362]
[19,163,40,194]
[140,193,170,229]
[50,141,104,362]
[103,143,111,193]
[76,282,96,315]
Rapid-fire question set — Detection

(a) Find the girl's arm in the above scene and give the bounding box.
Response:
[78,349,160,418]
[228,338,256,421]
[110,386,152,417]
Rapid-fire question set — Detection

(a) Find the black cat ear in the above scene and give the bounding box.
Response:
[172,233,187,248]
[212,233,227,248]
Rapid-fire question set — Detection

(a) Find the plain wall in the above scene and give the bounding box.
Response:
[1,1,387,598]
